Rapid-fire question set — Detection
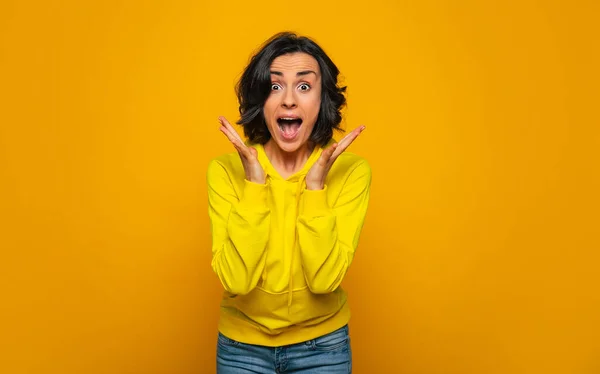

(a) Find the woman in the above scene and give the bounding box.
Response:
[207,32,371,373]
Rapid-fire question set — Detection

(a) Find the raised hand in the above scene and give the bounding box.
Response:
[305,125,366,190]
[218,116,266,184]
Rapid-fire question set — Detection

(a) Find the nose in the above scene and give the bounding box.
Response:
[281,88,297,109]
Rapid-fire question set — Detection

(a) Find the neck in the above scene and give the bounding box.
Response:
[264,140,314,178]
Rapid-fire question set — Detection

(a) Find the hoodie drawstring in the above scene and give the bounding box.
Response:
[288,174,306,310]
[261,176,271,288]
[252,142,323,313]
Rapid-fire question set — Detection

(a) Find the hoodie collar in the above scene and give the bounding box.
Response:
[253,142,326,183]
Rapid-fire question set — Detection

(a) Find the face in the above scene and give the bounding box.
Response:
[263,52,322,153]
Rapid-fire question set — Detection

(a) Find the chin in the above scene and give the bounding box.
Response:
[273,137,306,153]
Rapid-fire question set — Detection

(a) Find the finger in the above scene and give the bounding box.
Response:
[219,116,244,143]
[219,125,248,156]
[248,147,258,159]
[318,143,338,165]
[340,125,365,145]
[332,125,365,159]
[218,125,240,147]
[218,117,252,158]
[332,127,363,157]
[338,125,364,144]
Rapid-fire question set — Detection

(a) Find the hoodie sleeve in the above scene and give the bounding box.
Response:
[207,159,271,295]
[296,160,372,294]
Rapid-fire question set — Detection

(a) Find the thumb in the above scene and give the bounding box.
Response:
[248,147,258,159]
[320,143,337,163]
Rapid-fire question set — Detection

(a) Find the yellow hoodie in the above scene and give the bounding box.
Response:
[207,140,371,346]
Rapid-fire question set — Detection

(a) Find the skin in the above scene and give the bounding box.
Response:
[219,52,365,189]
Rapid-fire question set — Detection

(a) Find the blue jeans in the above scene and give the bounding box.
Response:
[216,325,352,373]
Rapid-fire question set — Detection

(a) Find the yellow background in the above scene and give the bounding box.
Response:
[1,0,598,373]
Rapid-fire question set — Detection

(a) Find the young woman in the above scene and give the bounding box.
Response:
[207,32,371,373]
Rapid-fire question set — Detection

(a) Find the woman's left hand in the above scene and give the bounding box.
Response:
[305,125,366,190]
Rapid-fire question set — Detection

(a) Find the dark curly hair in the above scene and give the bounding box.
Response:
[235,32,346,146]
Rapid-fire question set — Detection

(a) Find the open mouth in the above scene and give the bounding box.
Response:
[276,117,303,140]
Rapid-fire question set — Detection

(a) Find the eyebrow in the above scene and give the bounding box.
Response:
[270,70,317,77]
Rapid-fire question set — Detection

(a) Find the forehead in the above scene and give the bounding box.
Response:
[270,52,320,75]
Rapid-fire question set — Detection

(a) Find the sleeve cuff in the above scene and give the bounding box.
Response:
[301,185,331,217]
[238,179,268,207]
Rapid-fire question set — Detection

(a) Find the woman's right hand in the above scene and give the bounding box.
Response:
[218,116,266,184]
